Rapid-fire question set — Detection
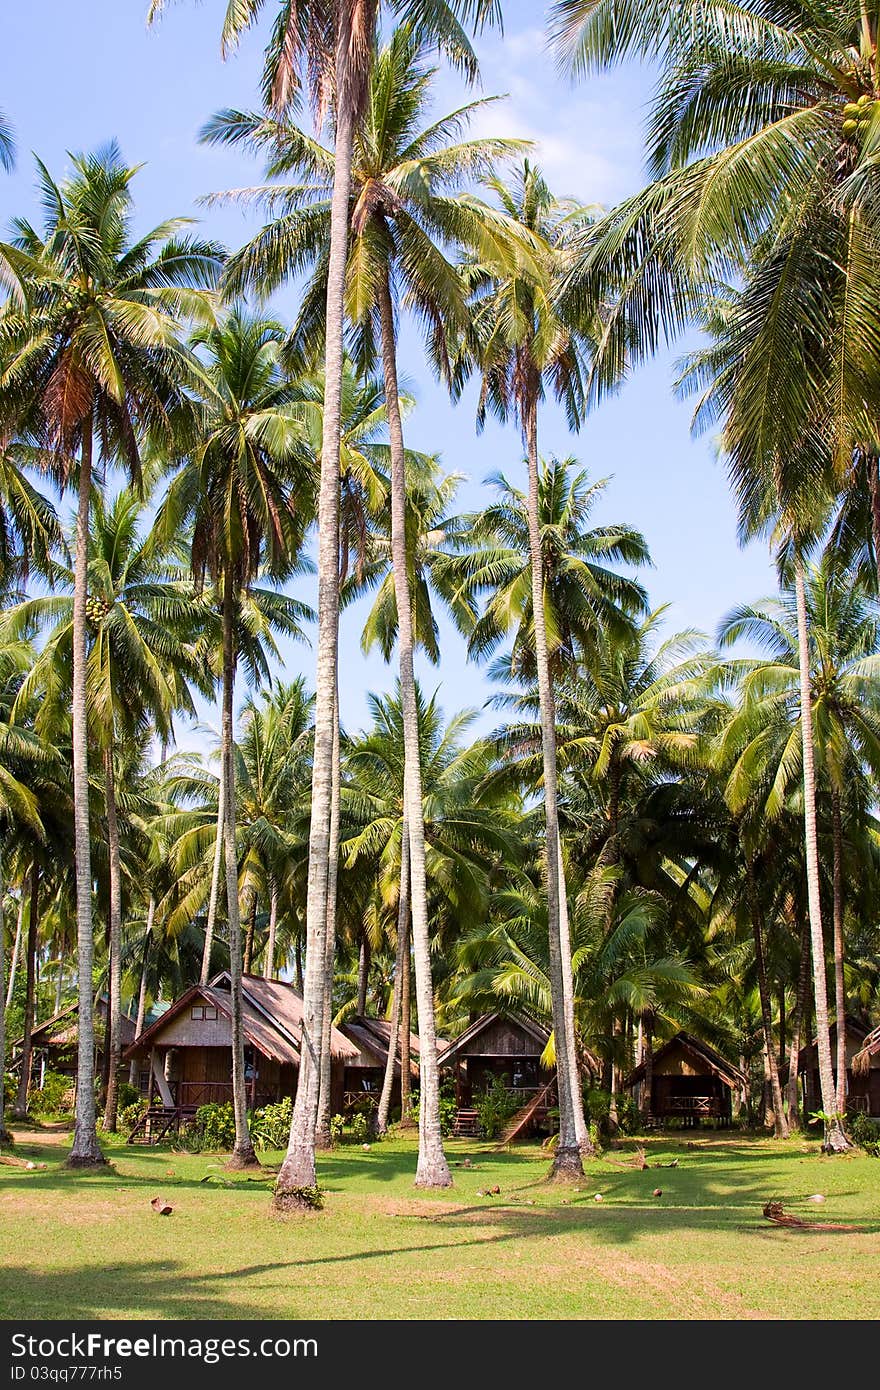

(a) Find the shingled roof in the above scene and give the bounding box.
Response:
[625,1031,747,1090]
[125,973,360,1066]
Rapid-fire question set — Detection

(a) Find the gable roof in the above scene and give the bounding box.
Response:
[853,1023,880,1074]
[14,996,137,1053]
[797,1017,871,1068]
[625,1031,747,1090]
[124,973,360,1066]
[438,1011,551,1065]
[338,1015,424,1076]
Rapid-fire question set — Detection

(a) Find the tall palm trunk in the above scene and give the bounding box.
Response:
[0,852,9,1144]
[794,556,848,1151]
[377,823,409,1135]
[315,694,340,1151]
[745,861,788,1138]
[264,879,279,981]
[377,267,450,1188]
[642,1014,654,1120]
[102,746,123,1132]
[557,833,591,1151]
[221,582,257,1170]
[5,892,24,1009]
[67,415,104,1167]
[399,930,412,1122]
[521,388,582,1180]
[13,863,38,1118]
[786,913,812,1127]
[356,934,370,1016]
[200,769,225,985]
[129,906,152,1086]
[867,451,880,599]
[243,888,258,976]
[275,25,354,1208]
[831,789,847,1114]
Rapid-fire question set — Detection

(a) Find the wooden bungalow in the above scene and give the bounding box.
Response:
[625,1031,746,1127]
[439,1011,555,1138]
[799,1019,880,1119]
[336,1015,422,1115]
[123,971,361,1139]
[10,996,140,1091]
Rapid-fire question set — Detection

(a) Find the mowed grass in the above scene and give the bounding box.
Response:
[1,1124,879,1320]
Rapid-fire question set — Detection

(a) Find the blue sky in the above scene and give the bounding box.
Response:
[0,1,778,751]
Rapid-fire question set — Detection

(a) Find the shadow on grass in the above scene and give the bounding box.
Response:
[0,1262,279,1321]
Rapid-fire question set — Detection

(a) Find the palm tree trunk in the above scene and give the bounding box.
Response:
[264,879,279,981]
[745,860,788,1137]
[67,416,104,1167]
[200,767,225,985]
[399,929,412,1123]
[275,22,354,1211]
[377,267,450,1189]
[356,933,370,1017]
[868,450,880,599]
[221,582,257,1170]
[0,851,9,1145]
[129,908,152,1087]
[5,892,24,1009]
[377,824,409,1135]
[295,939,303,994]
[243,888,257,976]
[102,746,123,1132]
[831,789,847,1114]
[13,863,38,1119]
[642,1014,654,1120]
[521,389,582,1180]
[794,555,848,1151]
[315,692,340,1151]
[556,833,591,1151]
[786,913,811,1128]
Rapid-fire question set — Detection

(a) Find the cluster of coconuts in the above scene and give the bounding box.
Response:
[842,93,876,138]
[85,595,110,627]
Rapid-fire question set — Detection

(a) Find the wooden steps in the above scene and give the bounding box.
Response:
[126,1106,187,1145]
[497,1083,554,1147]
[451,1108,481,1137]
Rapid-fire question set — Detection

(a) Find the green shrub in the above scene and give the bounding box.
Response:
[116,1082,141,1111]
[350,1112,371,1142]
[181,1101,236,1152]
[329,1114,345,1143]
[407,1080,458,1137]
[473,1076,521,1140]
[249,1096,292,1151]
[847,1111,880,1156]
[119,1100,148,1135]
[583,1086,640,1137]
[29,1070,74,1117]
[3,1072,16,1109]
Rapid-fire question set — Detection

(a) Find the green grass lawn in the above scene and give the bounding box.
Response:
[1,1124,878,1320]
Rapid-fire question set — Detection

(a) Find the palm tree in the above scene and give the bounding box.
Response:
[158,308,310,1168]
[0,640,46,1144]
[718,555,880,1120]
[7,485,213,1128]
[343,683,522,1124]
[0,112,14,173]
[448,176,618,1174]
[0,146,220,1165]
[206,23,517,1190]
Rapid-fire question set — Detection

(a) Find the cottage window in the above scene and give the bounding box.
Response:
[191,1004,218,1021]
[191,1005,204,1020]
[203,1006,218,1021]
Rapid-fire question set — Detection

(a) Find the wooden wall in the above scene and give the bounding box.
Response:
[150,1009,232,1049]
[463,1019,542,1058]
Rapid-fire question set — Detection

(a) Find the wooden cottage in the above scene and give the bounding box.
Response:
[799,1020,880,1119]
[123,971,361,1138]
[625,1031,746,1127]
[11,996,139,1089]
[336,1015,422,1114]
[439,1011,555,1137]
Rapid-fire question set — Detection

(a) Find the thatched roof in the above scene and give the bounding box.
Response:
[797,1018,871,1070]
[14,996,137,1053]
[852,1024,880,1075]
[338,1015,423,1076]
[625,1031,747,1090]
[438,1011,551,1064]
[125,973,360,1066]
